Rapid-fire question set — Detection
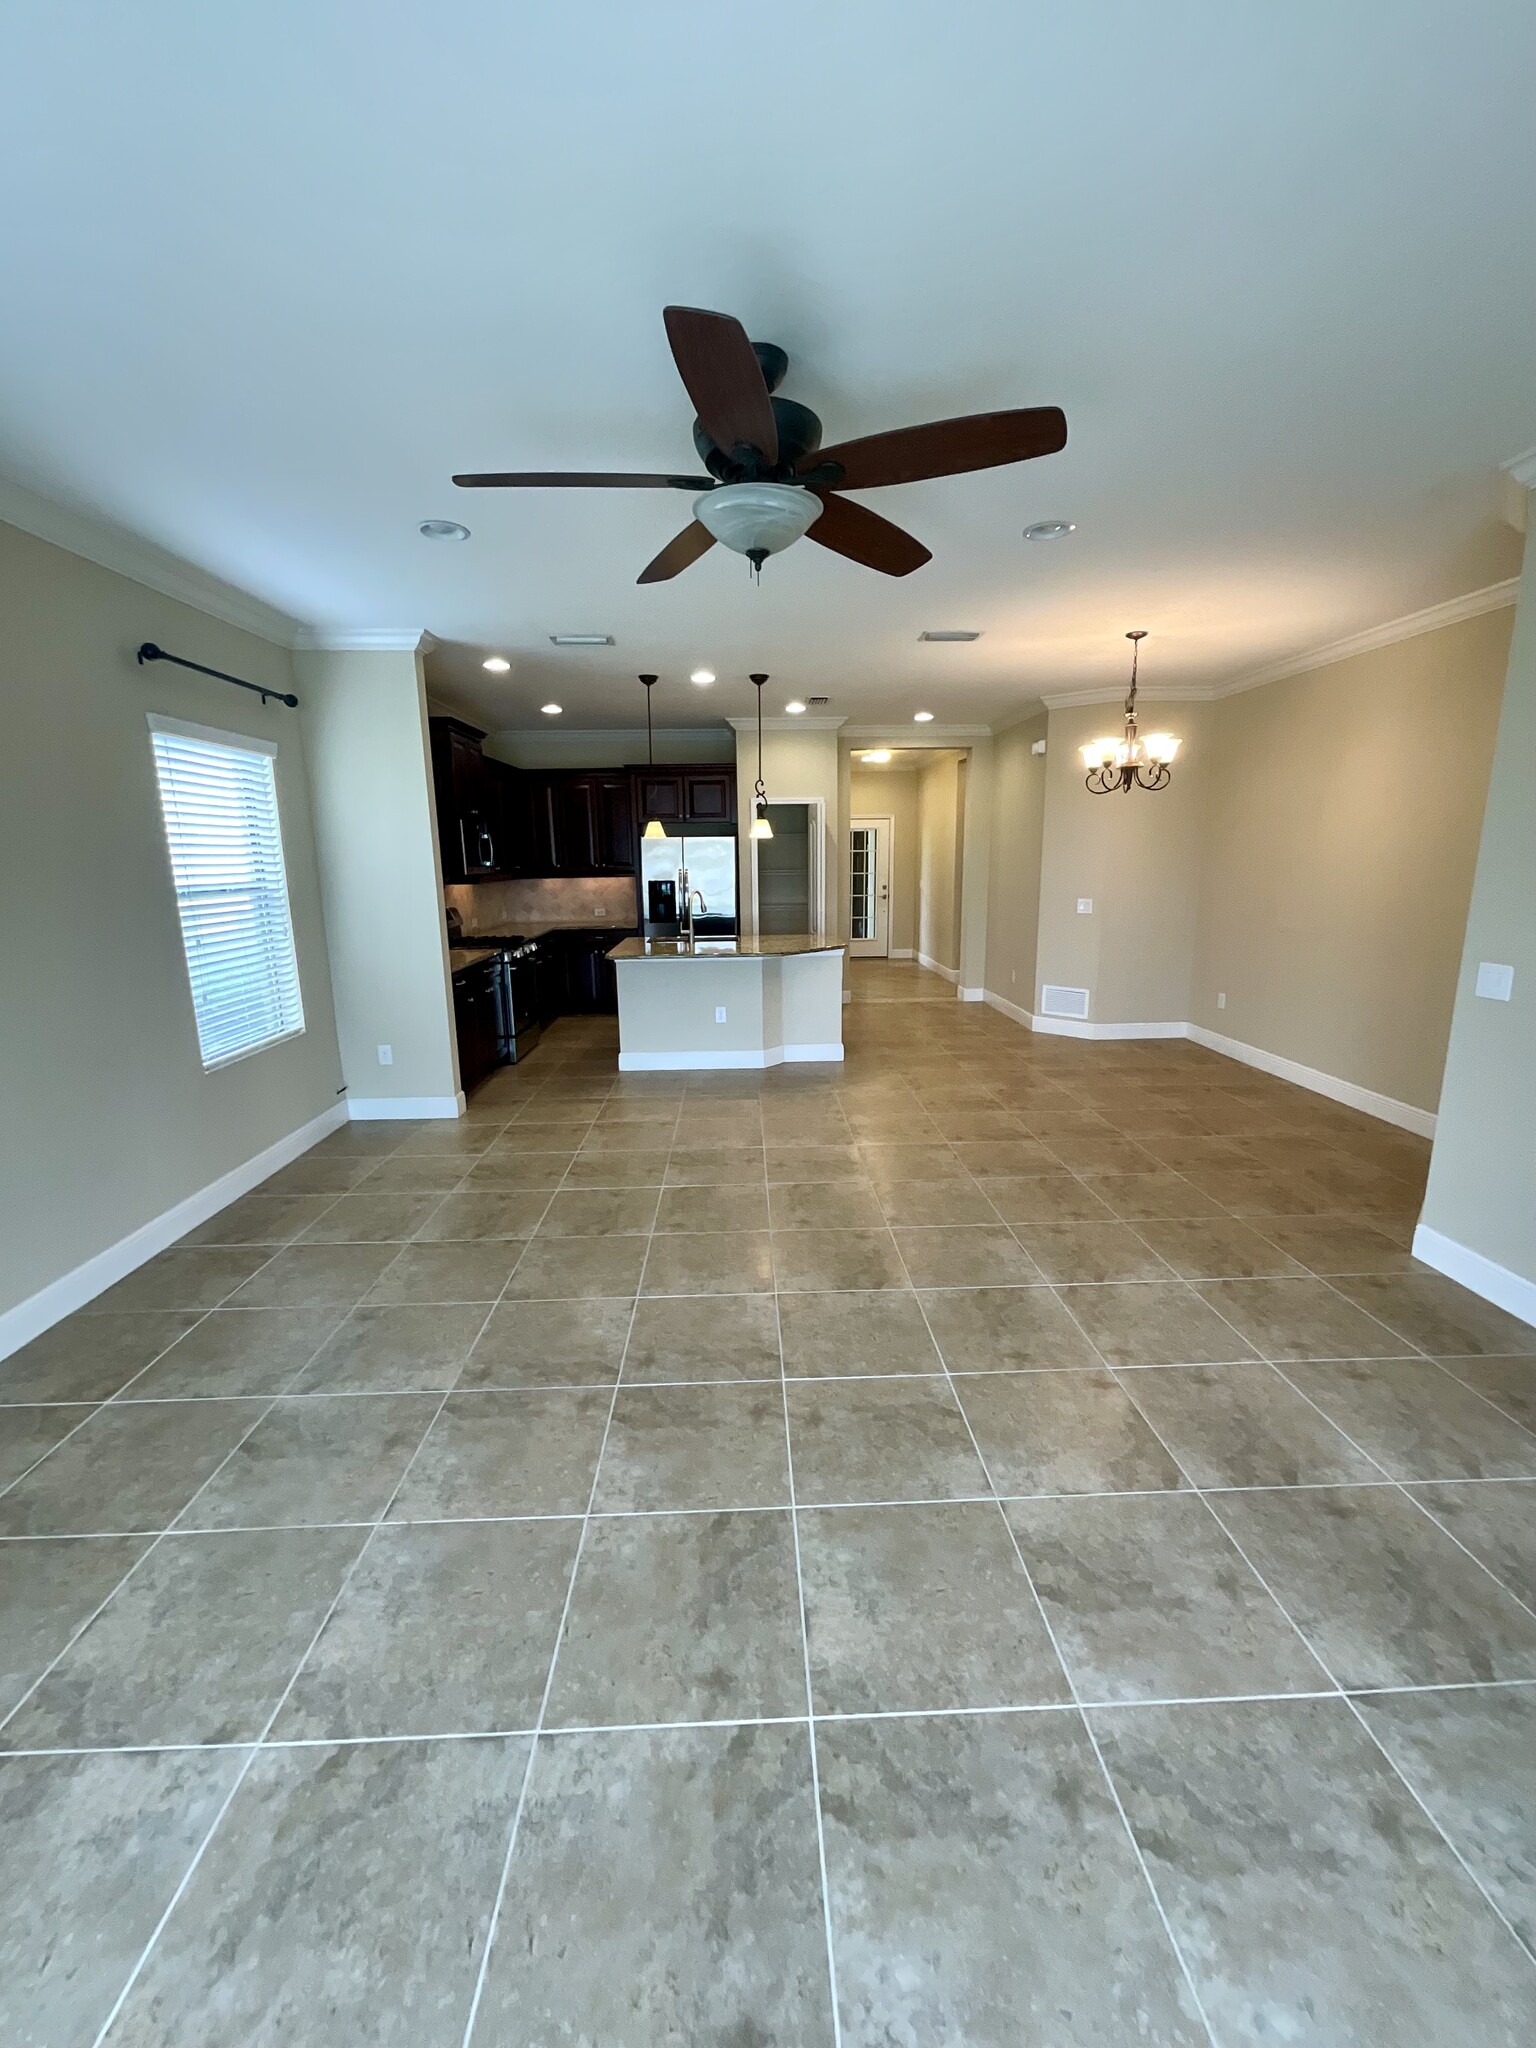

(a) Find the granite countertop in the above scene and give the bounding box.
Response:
[608,934,845,961]
[448,945,502,973]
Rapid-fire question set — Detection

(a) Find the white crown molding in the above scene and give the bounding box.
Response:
[0,473,306,646]
[292,627,432,653]
[1039,577,1522,712]
[1501,443,1536,488]
[725,714,846,732]
[481,725,734,747]
[841,724,992,745]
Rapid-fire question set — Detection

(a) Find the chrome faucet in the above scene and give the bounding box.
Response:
[679,867,708,945]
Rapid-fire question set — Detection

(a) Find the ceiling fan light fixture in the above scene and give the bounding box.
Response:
[419,519,470,542]
[694,482,821,561]
[1023,520,1076,541]
[548,633,614,646]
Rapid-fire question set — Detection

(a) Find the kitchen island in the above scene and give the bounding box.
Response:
[608,935,846,1070]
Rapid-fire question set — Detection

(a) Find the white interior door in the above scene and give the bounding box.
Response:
[849,818,890,957]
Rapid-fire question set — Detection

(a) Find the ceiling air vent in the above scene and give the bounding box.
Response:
[806,695,829,706]
[1040,984,1090,1020]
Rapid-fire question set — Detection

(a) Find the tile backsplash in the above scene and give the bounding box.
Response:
[444,877,637,933]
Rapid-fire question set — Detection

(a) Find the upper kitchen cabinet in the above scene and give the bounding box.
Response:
[430,716,498,881]
[594,776,635,870]
[684,769,735,824]
[635,770,684,827]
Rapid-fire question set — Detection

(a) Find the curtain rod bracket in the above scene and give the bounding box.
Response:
[137,642,299,709]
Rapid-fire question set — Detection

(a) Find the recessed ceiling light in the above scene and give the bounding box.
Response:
[540,703,563,716]
[1023,520,1075,540]
[918,629,980,642]
[481,656,511,674]
[548,633,614,647]
[860,749,893,764]
[419,519,470,542]
[784,700,807,715]
[913,711,934,723]
[690,668,715,686]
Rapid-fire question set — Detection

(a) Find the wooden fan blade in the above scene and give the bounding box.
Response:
[802,407,1066,490]
[662,307,778,463]
[637,521,717,584]
[453,471,713,489]
[807,493,931,576]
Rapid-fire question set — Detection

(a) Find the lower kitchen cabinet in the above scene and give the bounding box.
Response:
[452,962,503,1091]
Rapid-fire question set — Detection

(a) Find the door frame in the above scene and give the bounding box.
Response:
[746,798,825,936]
[849,813,893,958]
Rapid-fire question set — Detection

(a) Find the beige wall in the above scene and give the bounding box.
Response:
[916,752,965,972]
[1192,606,1511,1113]
[849,766,919,954]
[1419,555,1534,1296]
[0,519,342,1327]
[1035,701,1208,1025]
[299,648,460,1112]
[983,713,1049,1009]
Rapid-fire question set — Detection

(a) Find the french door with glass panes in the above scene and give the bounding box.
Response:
[848,818,890,957]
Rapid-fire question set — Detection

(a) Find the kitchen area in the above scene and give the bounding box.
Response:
[430,713,757,1088]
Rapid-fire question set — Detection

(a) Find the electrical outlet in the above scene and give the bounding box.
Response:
[715,1006,727,1023]
[377,1044,394,1066]
[1475,962,1514,1001]
[1217,993,1226,1010]
[1077,898,1093,915]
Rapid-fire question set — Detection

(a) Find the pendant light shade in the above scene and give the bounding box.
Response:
[638,673,671,838]
[749,673,774,840]
[1081,632,1179,794]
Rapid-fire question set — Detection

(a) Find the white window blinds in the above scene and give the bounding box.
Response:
[148,716,306,1069]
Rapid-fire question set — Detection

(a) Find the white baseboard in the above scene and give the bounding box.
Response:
[0,1101,349,1363]
[983,990,1036,1029]
[958,986,984,1002]
[619,1044,844,1071]
[917,952,960,983]
[1032,1016,1190,1041]
[889,948,915,961]
[1412,1224,1536,1330]
[1187,1025,1436,1138]
[347,1093,465,1121]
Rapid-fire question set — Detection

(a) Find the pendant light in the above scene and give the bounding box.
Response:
[1080,631,1180,794]
[638,673,670,840]
[748,671,774,840]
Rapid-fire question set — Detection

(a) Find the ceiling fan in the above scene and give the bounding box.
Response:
[453,306,1066,584]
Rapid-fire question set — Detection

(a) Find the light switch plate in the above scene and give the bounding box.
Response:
[377,1044,394,1066]
[1475,962,1514,1002]
[1077,898,1093,915]
[715,1006,727,1023]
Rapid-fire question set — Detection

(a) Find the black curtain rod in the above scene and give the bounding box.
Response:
[136,642,299,709]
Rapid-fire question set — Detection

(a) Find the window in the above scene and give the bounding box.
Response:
[148,715,306,1069]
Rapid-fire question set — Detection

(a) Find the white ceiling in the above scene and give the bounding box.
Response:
[2,2,1531,733]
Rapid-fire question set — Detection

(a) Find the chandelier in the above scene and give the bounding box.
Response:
[1081,631,1180,794]
[748,672,774,839]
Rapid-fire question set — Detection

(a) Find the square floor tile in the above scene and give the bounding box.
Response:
[0,1536,146,1720]
[891,1226,1042,1288]
[1130,1218,1306,1280]
[547,1510,803,1726]
[1195,1277,1410,1360]
[663,1148,767,1187]
[0,1749,246,2048]
[295,1192,442,1244]
[1060,1282,1258,1366]
[623,1293,781,1382]
[980,1175,1118,1225]
[104,1738,529,2048]
[1257,1218,1422,1275]
[785,1379,987,1505]
[411,1191,552,1240]
[771,1229,908,1293]
[225,1243,400,1309]
[1093,1697,1536,2045]
[502,1235,647,1300]
[535,1187,660,1236]
[1012,1222,1175,1283]
[0,1312,200,1404]
[765,1145,868,1184]
[1406,1481,1536,1604]
[653,1184,771,1233]
[460,1297,633,1388]
[1077,1173,1227,1220]
[1284,1358,1536,1480]
[292,1305,491,1393]
[0,1400,266,1536]
[767,1182,887,1231]
[473,1725,832,2045]
[90,1246,274,1314]
[1331,1273,1536,1357]
[1123,1363,1379,1487]
[1006,1492,1326,1702]
[562,1150,670,1189]
[1209,1485,1536,1688]
[390,1390,610,1518]
[857,1144,969,1184]
[957,1369,1188,1496]
[179,1396,438,1529]
[1442,1356,1536,1435]
[185,1191,339,1246]
[276,1518,579,1738]
[124,1308,342,1399]
[874,1179,1001,1226]
[1354,1685,1536,1953]
[595,1384,789,1511]
[641,1230,775,1296]
[819,1712,1206,2047]
[778,1291,941,1377]
[459,1151,575,1191]
[362,1241,522,1305]
[5,1526,363,1747]
[0,1406,92,1491]
[918,1286,1099,1371]
[797,1501,1068,1714]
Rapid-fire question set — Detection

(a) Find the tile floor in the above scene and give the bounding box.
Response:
[4,958,1536,2043]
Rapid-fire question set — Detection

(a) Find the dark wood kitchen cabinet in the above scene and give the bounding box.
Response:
[594,776,635,870]
[452,960,503,1090]
[684,770,735,824]
[431,717,497,881]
